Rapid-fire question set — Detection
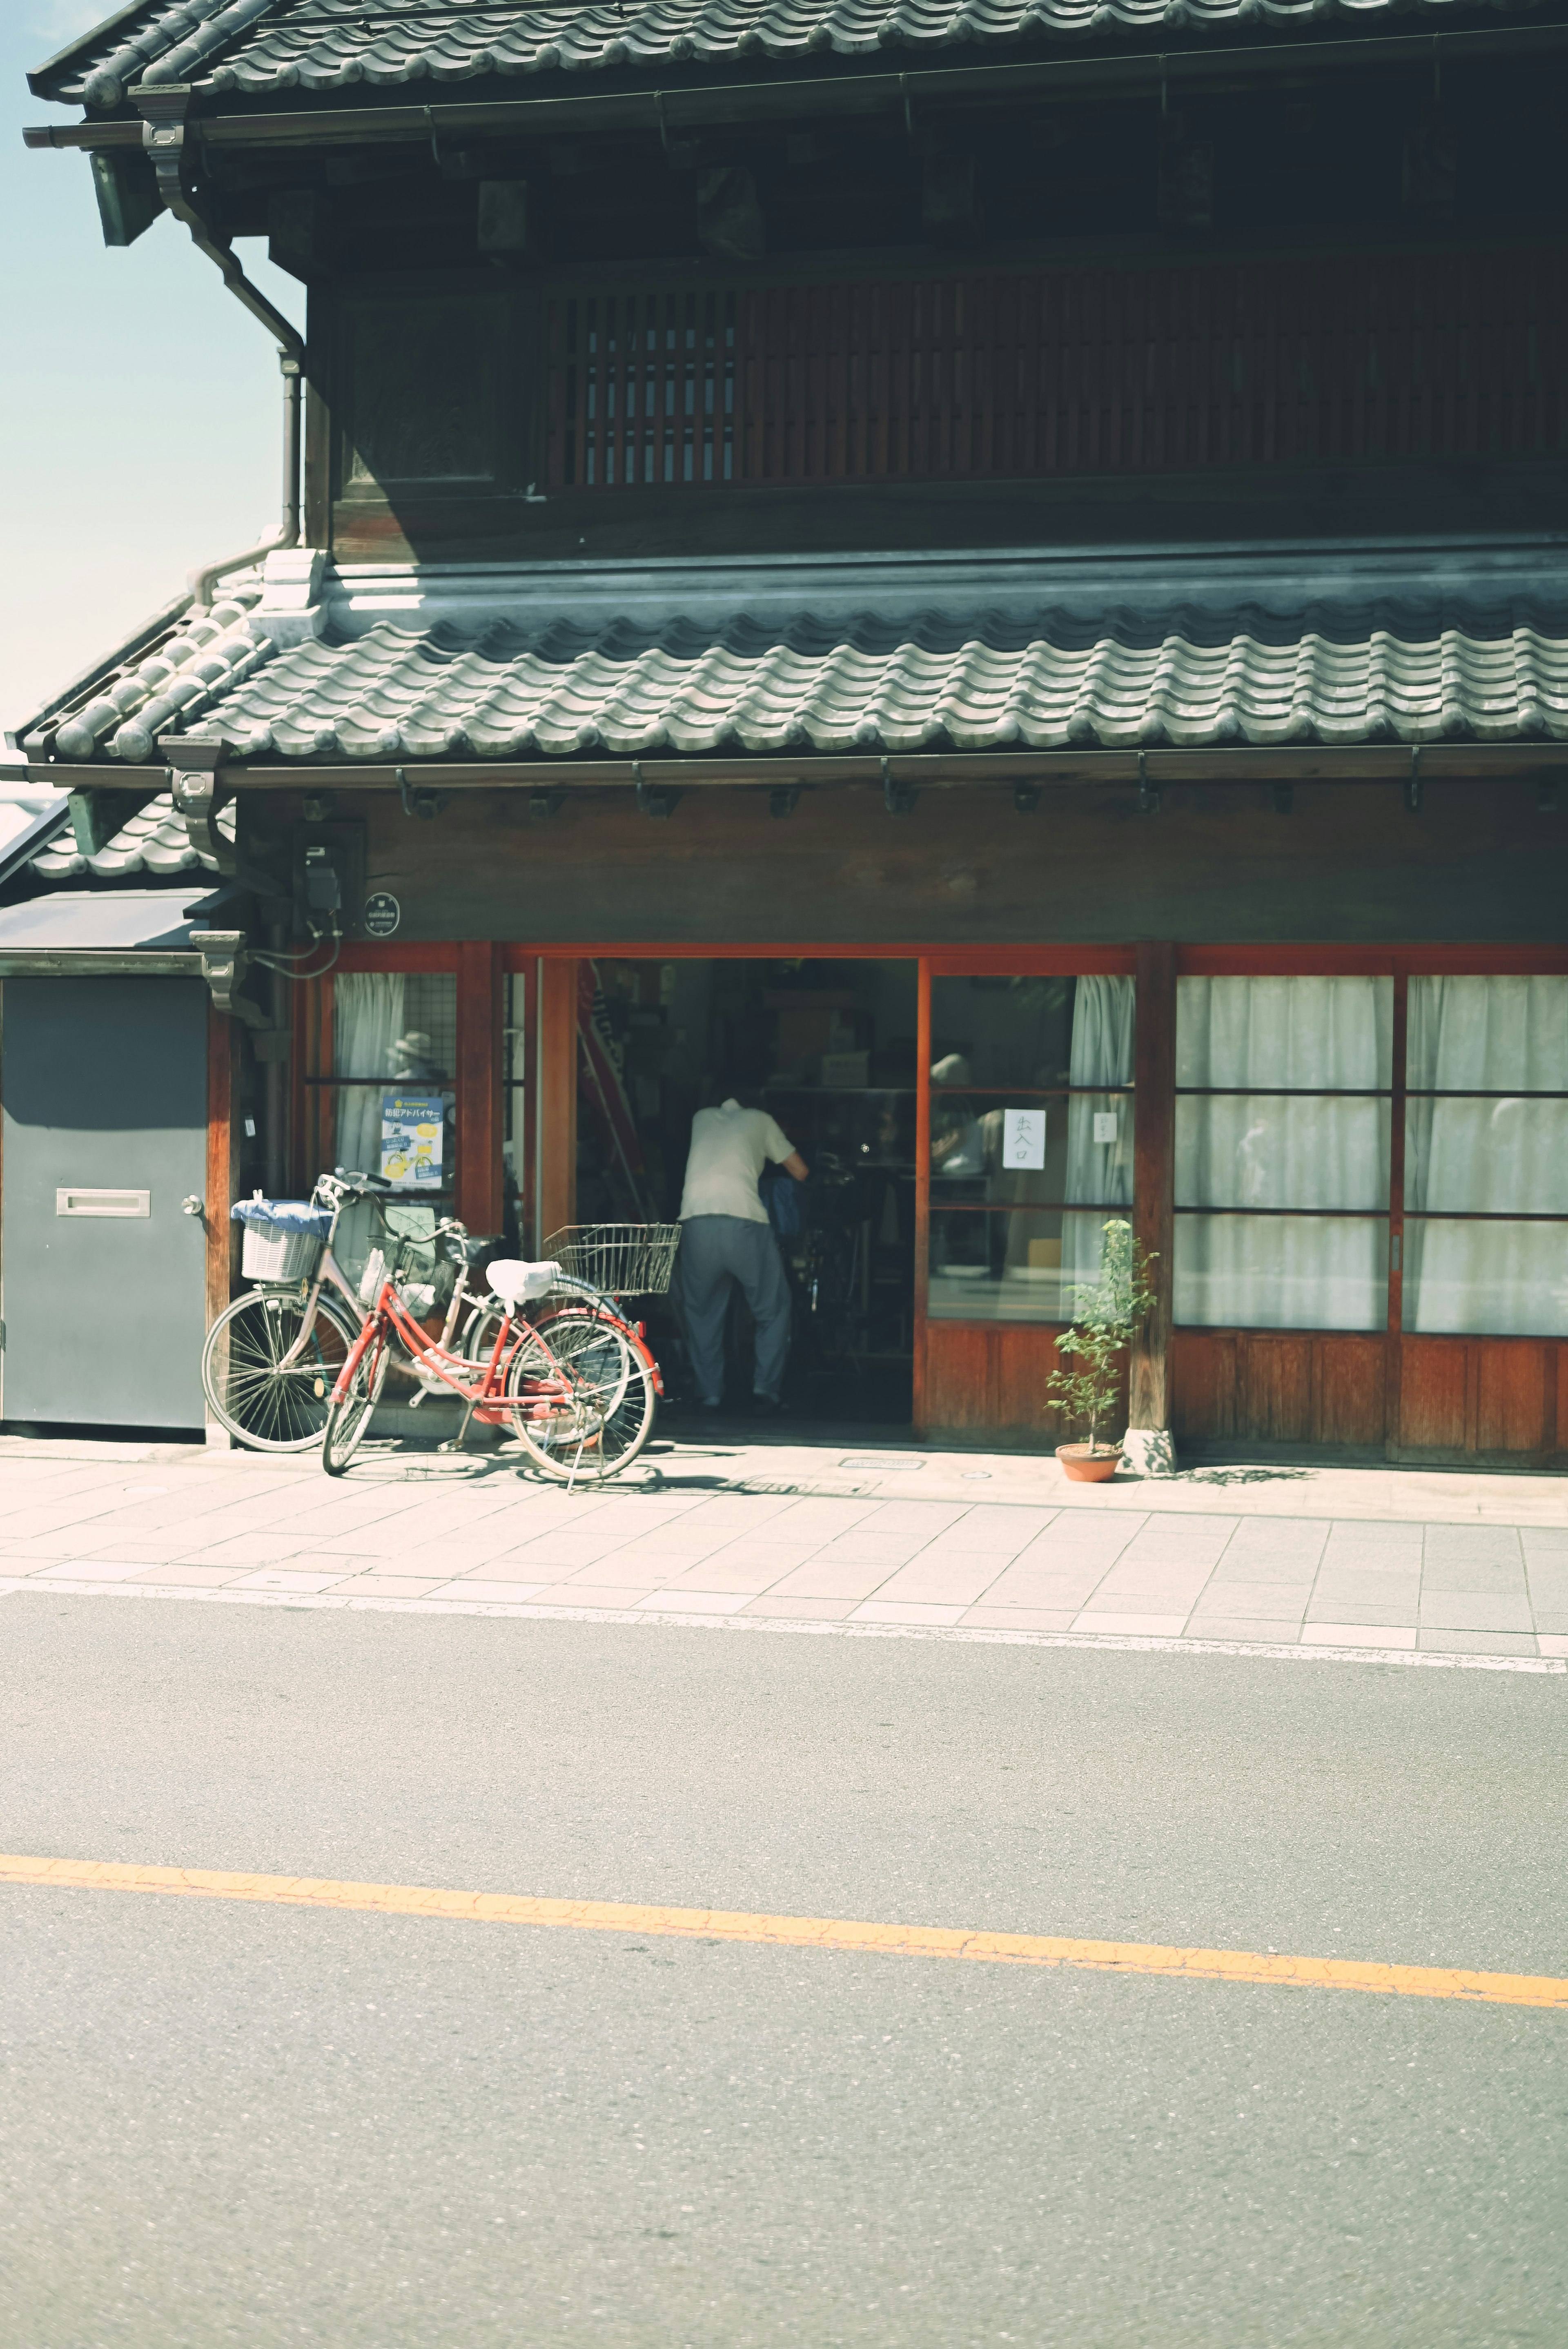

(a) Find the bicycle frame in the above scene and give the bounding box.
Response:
[328,1274,575,1428]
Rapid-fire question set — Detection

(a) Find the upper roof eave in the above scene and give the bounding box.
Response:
[29,0,1566,120]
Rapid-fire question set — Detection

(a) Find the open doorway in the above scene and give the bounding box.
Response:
[572,956,918,1425]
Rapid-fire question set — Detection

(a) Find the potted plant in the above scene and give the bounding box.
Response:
[1046,1218,1159,1482]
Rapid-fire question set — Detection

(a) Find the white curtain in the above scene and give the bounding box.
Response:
[333,971,404,1178]
[1174,976,1391,1329]
[1405,976,1568,1335]
[1061,975,1136,1298]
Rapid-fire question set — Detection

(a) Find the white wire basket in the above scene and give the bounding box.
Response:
[241,1220,326,1284]
[544,1223,681,1300]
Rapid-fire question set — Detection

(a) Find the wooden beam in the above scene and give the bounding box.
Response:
[1129,940,1176,1436]
[455,940,503,1236]
[537,957,578,1248]
[110,745,1568,795]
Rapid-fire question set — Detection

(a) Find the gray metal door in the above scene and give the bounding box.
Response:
[2,977,209,1428]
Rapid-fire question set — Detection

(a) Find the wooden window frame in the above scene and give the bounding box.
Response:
[291,943,502,1236]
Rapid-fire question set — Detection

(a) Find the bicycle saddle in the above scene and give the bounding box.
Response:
[486,1259,561,1307]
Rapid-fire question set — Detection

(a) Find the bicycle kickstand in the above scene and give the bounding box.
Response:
[439,1399,479,1456]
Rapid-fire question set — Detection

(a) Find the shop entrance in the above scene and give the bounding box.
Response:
[572,957,918,1424]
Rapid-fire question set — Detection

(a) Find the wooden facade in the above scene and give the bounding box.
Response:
[24,2,1568,1458]
[263,858,1568,1468]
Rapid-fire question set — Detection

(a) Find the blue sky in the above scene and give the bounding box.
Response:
[2,4,306,739]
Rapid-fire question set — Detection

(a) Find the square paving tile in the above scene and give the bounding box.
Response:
[637,1590,752,1615]
[871,1559,1009,1606]
[1422,1525,1524,1567]
[229,1571,349,1594]
[1306,1598,1422,1626]
[1184,1616,1302,1643]
[1071,1609,1189,1637]
[741,1595,858,1620]
[764,1560,900,1603]
[523,1584,652,1609]
[1418,1594,1535,1634]
[939,1506,1058,1554]
[655,1558,800,1596]
[1419,1559,1528,1597]
[126,1566,247,1588]
[1418,1630,1539,1655]
[1537,1634,1568,1657]
[958,1605,1078,1632]
[1188,1580,1312,1620]
[850,1600,967,1626]
[967,1569,1107,1609]
[1299,1622,1417,1649]
[33,1560,153,1582]
[424,1580,547,1605]
[330,1575,452,1598]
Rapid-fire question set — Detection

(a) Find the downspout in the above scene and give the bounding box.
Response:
[136,81,304,612]
[135,81,308,1195]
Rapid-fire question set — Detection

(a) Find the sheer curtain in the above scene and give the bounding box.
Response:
[1405,976,1568,1335]
[1061,975,1136,1299]
[333,972,404,1176]
[1174,976,1391,1329]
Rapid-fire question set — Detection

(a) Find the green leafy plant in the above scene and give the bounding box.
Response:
[1045,1218,1160,1456]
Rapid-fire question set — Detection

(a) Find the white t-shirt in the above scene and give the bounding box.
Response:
[679,1100,795,1224]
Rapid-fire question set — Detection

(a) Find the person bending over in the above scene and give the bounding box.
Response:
[675,1085,808,1412]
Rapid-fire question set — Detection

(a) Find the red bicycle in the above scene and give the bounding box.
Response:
[321,1207,657,1483]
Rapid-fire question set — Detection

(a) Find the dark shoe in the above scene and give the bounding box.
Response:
[750,1393,789,1414]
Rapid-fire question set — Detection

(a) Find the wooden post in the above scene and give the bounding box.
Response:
[204,1005,239,1446]
[912,955,932,1433]
[1128,940,1176,1453]
[456,940,503,1235]
[537,956,578,1246]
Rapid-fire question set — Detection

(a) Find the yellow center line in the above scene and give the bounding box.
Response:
[1,1854,1561,2010]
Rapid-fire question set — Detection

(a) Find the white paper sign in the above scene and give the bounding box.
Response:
[1002,1107,1047,1170]
[1092,1110,1119,1146]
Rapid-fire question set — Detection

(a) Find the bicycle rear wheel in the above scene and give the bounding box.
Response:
[321,1323,390,1476]
[506,1308,656,1483]
[201,1289,358,1452]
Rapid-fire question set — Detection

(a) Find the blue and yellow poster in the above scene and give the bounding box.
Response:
[379,1092,444,1188]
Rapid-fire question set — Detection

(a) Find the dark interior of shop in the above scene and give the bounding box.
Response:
[575,957,918,1423]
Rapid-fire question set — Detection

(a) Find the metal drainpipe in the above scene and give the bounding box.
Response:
[136,83,309,1194]
[137,83,305,612]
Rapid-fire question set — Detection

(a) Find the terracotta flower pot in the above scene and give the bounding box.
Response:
[1056,1442,1123,1483]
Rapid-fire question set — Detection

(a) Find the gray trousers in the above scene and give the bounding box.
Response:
[676,1214,792,1403]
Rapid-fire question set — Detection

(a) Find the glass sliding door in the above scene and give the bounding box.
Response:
[925,971,1135,1323]
[300,965,460,1282]
[1174,975,1393,1330]
[1404,975,1568,1335]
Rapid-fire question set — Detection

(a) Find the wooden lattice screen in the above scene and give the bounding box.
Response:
[541,245,1564,491]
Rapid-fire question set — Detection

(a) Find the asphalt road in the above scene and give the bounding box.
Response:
[1,1596,1564,2349]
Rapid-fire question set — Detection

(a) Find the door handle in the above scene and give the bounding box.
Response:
[181,1196,205,1218]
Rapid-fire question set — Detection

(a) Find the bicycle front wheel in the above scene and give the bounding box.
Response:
[506,1308,656,1483]
[321,1323,390,1476]
[202,1289,359,1453]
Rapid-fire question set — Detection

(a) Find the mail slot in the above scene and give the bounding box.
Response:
[56,1188,150,1218]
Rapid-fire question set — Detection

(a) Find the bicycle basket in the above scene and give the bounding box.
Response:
[543,1222,681,1299]
[232,1198,330,1284]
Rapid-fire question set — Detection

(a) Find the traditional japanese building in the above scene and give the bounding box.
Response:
[7,0,1568,1461]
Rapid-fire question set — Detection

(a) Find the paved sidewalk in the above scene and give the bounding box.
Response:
[1,1427,1564,1664]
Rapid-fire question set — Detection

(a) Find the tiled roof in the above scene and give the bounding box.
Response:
[27,589,267,767]
[54,608,1568,762]
[31,792,235,883]
[40,0,1537,109]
